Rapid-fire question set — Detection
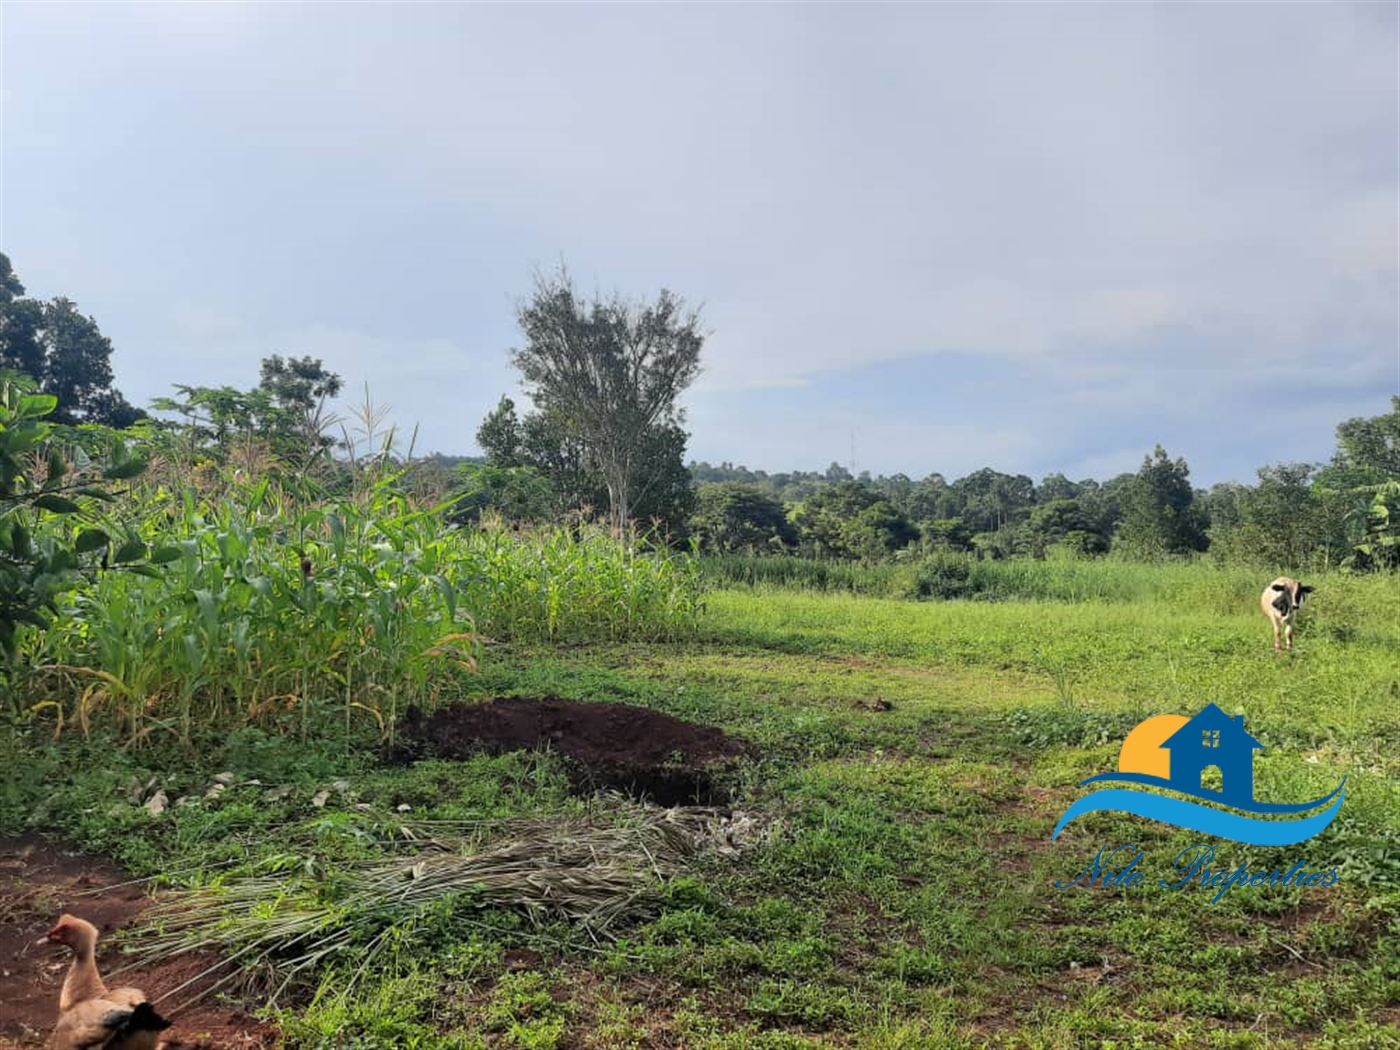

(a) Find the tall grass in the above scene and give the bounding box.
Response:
[15,477,703,741]
[699,554,908,596]
[701,552,1390,618]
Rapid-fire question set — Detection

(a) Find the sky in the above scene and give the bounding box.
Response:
[1,1,1396,487]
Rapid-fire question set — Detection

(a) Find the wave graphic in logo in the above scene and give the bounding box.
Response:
[1051,705,1346,846]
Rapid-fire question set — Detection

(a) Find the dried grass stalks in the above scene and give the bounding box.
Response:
[116,805,775,1013]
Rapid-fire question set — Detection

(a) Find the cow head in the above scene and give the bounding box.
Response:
[1270,581,1314,617]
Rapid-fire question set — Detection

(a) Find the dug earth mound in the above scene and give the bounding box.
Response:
[392,696,757,806]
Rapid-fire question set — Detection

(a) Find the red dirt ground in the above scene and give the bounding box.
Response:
[0,835,278,1049]
[394,696,757,806]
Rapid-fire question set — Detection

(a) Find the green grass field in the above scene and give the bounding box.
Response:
[4,561,1399,1049]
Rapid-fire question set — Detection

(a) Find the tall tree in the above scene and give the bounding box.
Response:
[1317,397,1400,571]
[1115,446,1208,556]
[149,356,344,482]
[257,354,344,462]
[1036,472,1081,504]
[0,254,142,427]
[625,421,698,539]
[476,396,525,468]
[509,266,704,533]
[690,483,794,553]
[1332,396,1400,481]
[0,254,26,304]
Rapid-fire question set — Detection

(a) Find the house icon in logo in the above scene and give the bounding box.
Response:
[1054,702,1347,847]
[1159,702,1263,807]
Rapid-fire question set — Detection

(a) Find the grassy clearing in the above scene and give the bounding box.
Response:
[4,559,1399,1048]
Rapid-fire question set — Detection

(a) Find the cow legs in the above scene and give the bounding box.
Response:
[1285,622,1294,651]
[1273,621,1283,653]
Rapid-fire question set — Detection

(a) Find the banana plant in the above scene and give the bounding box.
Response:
[1341,481,1400,571]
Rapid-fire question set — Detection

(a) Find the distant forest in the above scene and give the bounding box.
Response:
[679,413,1399,571]
[3,252,1395,573]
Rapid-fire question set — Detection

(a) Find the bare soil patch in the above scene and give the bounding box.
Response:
[0,835,278,1049]
[393,696,757,806]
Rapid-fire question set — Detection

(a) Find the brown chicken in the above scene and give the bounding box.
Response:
[41,914,172,1050]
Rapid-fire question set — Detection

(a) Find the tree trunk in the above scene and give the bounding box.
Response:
[604,465,629,538]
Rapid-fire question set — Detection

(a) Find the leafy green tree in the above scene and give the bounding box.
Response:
[151,356,345,481]
[446,463,556,526]
[1114,447,1207,557]
[1209,464,1334,568]
[916,516,973,552]
[843,500,918,560]
[1340,484,1400,570]
[476,396,525,468]
[256,354,344,463]
[150,383,273,462]
[970,529,1016,561]
[690,483,794,553]
[625,422,697,541]
[4,305,142,427]
[788,481,915,560]
[788,481,879,557]
[953,468,1035,533]
[508,265,704,532]
[0,254,25,303]
[0,299,45,378]
[1017,498,1106,557]
[1200,482,1245,536]
[1317,397,1400,570]
[1334,396,1400,479]
[0,255,142,427]
[1036,473,1081,504]
[519,409,605,514]
[478,397,605,518]
[1080,474,1133,538]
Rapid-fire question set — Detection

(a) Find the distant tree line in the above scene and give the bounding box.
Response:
[3,250,1395,571]
[686,404,1400,571]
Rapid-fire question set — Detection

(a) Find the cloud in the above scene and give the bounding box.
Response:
[131,314,521,459]
[1,2,1394,481]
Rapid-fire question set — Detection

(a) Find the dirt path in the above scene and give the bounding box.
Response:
[0,835,278,1049]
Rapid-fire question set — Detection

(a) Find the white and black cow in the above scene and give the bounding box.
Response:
[1261,577,1314,653]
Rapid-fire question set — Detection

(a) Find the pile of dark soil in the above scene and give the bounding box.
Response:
[393,696,757,806]
[0,836,277,1049]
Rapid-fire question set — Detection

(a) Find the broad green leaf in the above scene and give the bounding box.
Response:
[17,393,58,418]
[148,546,183,564]
[74,529,110,554]
[7,427,48,453]
[34,494,81,514]
[113,538,147,564]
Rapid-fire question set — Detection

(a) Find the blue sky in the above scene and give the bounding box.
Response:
[2,1,1395,486]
